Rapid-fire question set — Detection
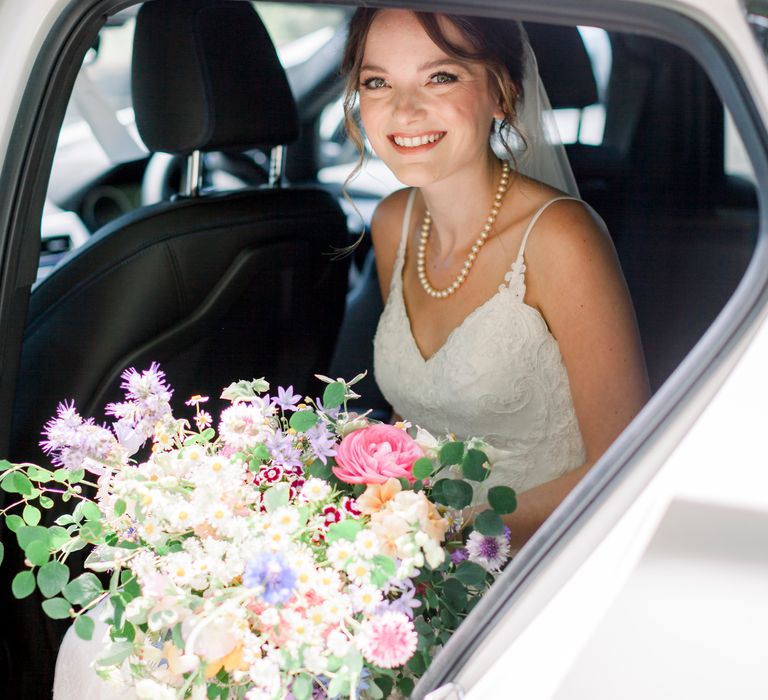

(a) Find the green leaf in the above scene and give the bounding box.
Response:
[48,526,70,549]
[52,469,69,483]
[22,504,41,526]
[462,448,490,481]
[262,483,290,513]
[0,459,13,471]
[172,622,185,651]
[322,382,346,409]
[429,478,447,504]
[371,555,397,587]
[0,471,18,493]
[220,378,269,403]
[63,572,104,606]
[442,479,473,510]
[25,540,51,566]
[80,501,102,522]
[12,472,33,496]
[5,514,24,533]
[80,520,104,544]
[292,674,313,700]
[327,675,348,700]
[12,571,36,599]
[42,596,72,620]
[289,410,318,432]
[94,640,133,668]
[441,577,468,611]
[474,509,505,537]
[406,650,427,675]
[27,466,53,482]
[374,677,394,699]
[412,457,433,481]
[38,495,54,509]
[397,677,415,697]
[17,525,50,549]
[38,560,69,598]
[66,469,85,484]
[114,499,127,517]
[455,560,488,587]
[439,441,464,467]
[325,519,362,543]
[488,485,518,515]
[74,615,95,641]
[308,458,333,480]
[251,444,270,462]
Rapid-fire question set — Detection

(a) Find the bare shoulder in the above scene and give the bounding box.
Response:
[371,187,416,302]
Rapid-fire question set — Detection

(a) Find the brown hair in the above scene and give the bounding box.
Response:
[340,9,527,181]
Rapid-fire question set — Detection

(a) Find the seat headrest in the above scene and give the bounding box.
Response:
[524,23,599,109]
[132,0,299,154]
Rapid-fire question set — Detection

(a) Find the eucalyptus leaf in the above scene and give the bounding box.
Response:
[12,472,33,496]
[5,514,24,533]
[455,560,487,587]
[22,504,41,526]
[114,499,127,517]
[42,597,72,620]
[220,378,269,403]
[37,560,69,598]
[462,448,490,481]
[439,441,465,466]
[412,457,433,481]
[262,483,290,513]
[80,501,102,522]
[442,479,473,510]
[63,572,104,606]
[0,459,12,471]
[11,571,35,599]
[25,540,51,566]
[322,381,346,409]
[488,485,518,514]
[94,640,133,668]
[289,410,318,432]
[74,615,95,641]
[473,509,505,537]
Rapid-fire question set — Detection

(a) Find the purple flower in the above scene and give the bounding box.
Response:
[450,548,469,565]
[466,531,510,572]
[313,396,340,420]
[273,385,302,412]
[375,577,421,619]
[306,422,337,465]
[265,430,303,469]
[40,401,122,473]
[243,552,296,605]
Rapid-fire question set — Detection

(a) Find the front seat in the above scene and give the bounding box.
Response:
[10,0,350,466]
[3,4,349,692]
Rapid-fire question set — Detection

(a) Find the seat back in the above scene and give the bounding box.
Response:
[10,0,350,462]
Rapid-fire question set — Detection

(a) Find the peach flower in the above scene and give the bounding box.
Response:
[332,424,423,485]
[355,478,402,515]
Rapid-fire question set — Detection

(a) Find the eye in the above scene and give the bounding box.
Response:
[429,71,458,85]
[361,76,388,90]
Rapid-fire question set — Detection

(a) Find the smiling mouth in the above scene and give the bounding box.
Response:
[389,132,446,148]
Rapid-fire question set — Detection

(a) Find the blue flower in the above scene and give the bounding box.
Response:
[243,552,297,605]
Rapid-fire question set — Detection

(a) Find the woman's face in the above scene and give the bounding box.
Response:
[357,10,503,188]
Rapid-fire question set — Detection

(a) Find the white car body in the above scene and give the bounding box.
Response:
[0,1,767,699]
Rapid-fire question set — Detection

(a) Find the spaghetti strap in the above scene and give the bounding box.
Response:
[390,188,418,292]
[515,196,581,263]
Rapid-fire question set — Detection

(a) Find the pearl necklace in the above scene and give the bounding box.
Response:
[416,160,511,299]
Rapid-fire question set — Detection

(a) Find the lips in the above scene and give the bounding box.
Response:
[388,131,446,152]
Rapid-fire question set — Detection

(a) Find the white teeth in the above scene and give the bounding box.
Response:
[393,133,443,147]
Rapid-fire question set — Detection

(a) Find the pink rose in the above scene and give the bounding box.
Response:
[332,424,423,485]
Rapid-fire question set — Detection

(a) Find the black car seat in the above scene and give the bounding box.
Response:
[9,0,350,465]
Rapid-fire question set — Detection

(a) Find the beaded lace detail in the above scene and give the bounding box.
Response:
[374,190,586,500]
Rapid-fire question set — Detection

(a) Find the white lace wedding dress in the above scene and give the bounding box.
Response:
[53,189,587,698]
[374,188,587,502]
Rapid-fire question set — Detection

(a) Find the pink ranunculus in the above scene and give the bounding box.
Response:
[332,424,423,485]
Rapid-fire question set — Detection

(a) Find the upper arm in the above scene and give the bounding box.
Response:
[370,188,412,303]
[524,201,651,461]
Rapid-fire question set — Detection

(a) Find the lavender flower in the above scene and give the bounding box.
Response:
[305,422,337,465]
[376,577,421,619]
[40,401,123,473]
[105,363,174,443]
[465,531,510,572]
[244,552,296,605]
[273,385,302,412]
[264,429,302,469]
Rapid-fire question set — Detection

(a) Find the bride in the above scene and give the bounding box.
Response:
[54,8,649,698]
[343,8,649,549]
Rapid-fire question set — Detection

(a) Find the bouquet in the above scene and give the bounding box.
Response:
[0,364,517,699]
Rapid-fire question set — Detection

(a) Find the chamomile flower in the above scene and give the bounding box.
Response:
[326,540,355,570]
[300,477,331,502]
[355,529,379,559]
[346,559,372,585]
[351,583,383,612]
[271,506,300,533]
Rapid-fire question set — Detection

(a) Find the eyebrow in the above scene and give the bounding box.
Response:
[359,58,472,73]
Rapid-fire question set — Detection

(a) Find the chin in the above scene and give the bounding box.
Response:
[384,162,442,188]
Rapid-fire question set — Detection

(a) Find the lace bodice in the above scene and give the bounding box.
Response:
[374,189,586,500]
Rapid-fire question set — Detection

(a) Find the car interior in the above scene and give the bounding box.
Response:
[0,0,760,696]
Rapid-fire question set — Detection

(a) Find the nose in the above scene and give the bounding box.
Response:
[392,88,425,124]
